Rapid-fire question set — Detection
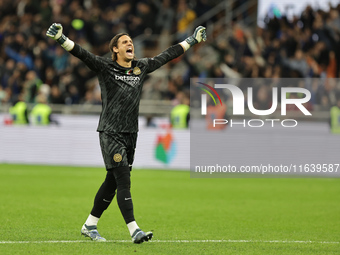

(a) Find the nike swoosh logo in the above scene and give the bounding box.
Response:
[125,198,132,201]
[113,68,119,71]
[103,199,111,202]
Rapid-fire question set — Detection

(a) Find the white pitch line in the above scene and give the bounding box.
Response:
[0,240,339,244]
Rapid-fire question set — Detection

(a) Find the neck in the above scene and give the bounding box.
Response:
[116,58,132,68]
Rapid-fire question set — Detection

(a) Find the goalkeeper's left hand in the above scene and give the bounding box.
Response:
[180,26,207,51]
[46,23,66,43]
[185,26,207,46]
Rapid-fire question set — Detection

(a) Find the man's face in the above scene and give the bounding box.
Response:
[114,35,134,62]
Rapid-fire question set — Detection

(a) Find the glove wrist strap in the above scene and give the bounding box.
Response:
[180,36,198,51]
[56,34,74,51]
[185,36,198,47]
[56,34,67,44]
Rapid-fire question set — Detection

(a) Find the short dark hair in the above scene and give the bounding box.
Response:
[109,32,130,61]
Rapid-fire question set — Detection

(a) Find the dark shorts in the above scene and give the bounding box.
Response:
[99,132,137,169]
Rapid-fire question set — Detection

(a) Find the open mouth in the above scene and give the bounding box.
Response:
[126,48,133,57]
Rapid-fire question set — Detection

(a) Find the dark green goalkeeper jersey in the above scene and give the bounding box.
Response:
[70,44,184,133]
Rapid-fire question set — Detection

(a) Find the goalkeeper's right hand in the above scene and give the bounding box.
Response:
[46,23,66,43]
[46,23,74,51]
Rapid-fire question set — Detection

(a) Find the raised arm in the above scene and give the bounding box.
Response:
[146,26,207,73]
[46,23,105,72]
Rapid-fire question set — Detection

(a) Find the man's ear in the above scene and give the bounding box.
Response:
[113,46,119,53]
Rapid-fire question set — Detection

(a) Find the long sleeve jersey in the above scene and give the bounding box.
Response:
[69,44,184,133]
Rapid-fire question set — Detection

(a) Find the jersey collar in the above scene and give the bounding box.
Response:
[113,61,136,70]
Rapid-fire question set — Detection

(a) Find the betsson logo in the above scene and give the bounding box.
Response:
[115,75,140,86]
[200,83,312,128]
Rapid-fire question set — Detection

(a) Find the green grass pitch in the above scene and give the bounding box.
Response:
[0,164,339,254]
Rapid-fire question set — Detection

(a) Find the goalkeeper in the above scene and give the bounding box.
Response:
[46,23,206,244]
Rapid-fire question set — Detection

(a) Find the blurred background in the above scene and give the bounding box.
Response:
[1,0,340,170]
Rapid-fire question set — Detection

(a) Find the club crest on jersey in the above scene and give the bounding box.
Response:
[133,67,141,75]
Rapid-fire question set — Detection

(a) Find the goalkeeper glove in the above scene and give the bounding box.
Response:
[180,26,207,51]
[46,23,74,51]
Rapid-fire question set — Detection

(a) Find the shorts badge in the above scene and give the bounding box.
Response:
[113,153,122,162]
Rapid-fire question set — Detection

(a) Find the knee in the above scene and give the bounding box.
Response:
[117,180,130,190]
[107,190,116,200]
[113,166,131,189]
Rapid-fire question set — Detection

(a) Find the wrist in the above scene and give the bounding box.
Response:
[60,37,75,51]
[185,36,198,47]
[56,34,67,44]
[179,40,191,51]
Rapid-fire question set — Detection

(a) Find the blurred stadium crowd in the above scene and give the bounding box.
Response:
[1,0,340,111]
